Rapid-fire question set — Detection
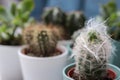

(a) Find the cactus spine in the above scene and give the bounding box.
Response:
[73,19,113,80]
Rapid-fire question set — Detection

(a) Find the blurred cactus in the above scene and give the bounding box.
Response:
[41,7,70,39]
[73,19,113,80]
[23,24,59,57]
[42,7,66,26]
[46,24,70,40]
[101,0,120,41]
[0,0,34,45]
[42,7,86,39]
[66,11,86,36]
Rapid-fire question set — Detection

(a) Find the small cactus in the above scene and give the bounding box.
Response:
[72,19,114,80]
[23,24,58,57]
[66,11,86,36]
[42,7,66,26]
[42,7,86,39]
[41,7,70,39]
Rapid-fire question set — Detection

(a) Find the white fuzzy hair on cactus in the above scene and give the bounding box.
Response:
[72,18,115,79]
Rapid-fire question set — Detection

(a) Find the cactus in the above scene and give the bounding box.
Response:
[42,7,86,39]
[41,7,71,39]
[42,7,66,26]
[72,19,113,80]
[66,11,86,36]
[23,24,58,57]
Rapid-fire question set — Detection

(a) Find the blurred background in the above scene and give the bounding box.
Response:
[0,0,120,20]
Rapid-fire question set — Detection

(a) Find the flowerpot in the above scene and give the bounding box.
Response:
[0,45,23,80]
[58,40,73,47]
[19,45,69,80]
[58,40,74,64]
[63,63,120,80]
[110,40,120,68]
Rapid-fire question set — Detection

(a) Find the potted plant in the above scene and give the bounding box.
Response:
[0,0,34,80]
[18,23,69,80]
[41,7,86,46]
[63,19,120,80]
[100,0,120,67]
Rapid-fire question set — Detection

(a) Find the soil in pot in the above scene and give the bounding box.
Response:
[67,67,116,80]
[22,47,62,57]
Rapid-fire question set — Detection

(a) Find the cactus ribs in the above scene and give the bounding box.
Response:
[22,23,62,57]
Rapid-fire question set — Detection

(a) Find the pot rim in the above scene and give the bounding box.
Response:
[63,63,120,80]
[0,44,22,48]
[18,45,68,60]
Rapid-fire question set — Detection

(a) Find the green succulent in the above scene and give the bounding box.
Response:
[0,0,34,45]
[101,0,120,41]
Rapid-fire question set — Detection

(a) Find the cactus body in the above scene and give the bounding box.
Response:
[42,7,66,26]
[23,23,58,57]
[66,11,86,36]
[42,7,86,39]
[73,19,113,80]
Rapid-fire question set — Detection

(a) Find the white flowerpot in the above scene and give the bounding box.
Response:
[0,45,23,80]
[58,40,73,47]
[19,45,69,80]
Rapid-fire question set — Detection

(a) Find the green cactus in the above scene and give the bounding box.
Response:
[42,7,66,26]
[42,7,86,39]
[73,19,113,80]
[23,24,58,57]
[66,11,86,36]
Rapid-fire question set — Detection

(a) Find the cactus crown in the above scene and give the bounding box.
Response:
[42,7,66,26]
[73,19,113,80]
[23,24,58,57]
[88,30,100,43]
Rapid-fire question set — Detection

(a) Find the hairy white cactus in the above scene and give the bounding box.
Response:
[72,18,115,80]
